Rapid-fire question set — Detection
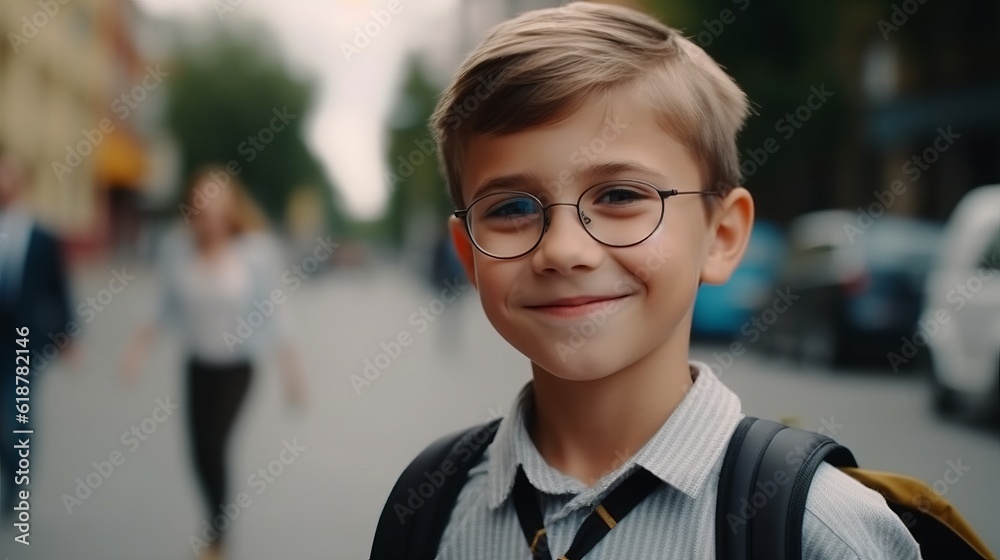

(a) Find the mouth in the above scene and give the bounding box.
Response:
[525,294,632,319]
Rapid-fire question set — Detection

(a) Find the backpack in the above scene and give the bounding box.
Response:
[370,417,995,560]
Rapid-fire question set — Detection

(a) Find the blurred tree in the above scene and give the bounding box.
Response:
[165,24,346,233]
[640,0,1000,222]
[379,57,452,250]
[641,0,848,222]
[367,0,999,240]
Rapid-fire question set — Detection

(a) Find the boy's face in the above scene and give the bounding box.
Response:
[450,88,752,382]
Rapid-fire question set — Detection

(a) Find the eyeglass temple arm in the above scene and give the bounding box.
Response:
[658,189,725,199]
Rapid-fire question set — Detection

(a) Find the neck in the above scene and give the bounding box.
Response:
[528,335,694,486]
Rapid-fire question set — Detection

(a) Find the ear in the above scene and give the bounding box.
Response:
[700,187,754,285]
[449,215,478,290]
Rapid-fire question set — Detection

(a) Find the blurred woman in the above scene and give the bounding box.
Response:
[119,166,306,560]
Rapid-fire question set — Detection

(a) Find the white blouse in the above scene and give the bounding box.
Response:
[154,226,291,365]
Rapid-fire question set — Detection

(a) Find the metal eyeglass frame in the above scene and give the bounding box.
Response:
[453,178,724,260]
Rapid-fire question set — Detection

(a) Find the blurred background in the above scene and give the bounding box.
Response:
[0,0,997,558]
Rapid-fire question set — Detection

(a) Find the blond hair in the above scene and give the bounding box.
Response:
[183,165,269,236]
[431,2,750,208]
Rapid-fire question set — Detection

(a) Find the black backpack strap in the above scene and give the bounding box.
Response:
[370,419,503,560]
[716,416,857,560]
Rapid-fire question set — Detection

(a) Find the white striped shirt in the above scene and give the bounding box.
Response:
[436,361,921,559]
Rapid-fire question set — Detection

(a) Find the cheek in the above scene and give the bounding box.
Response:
[472,259,511,306]
[619,231,700,301]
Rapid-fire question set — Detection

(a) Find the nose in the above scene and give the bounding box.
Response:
[530,204,604,275]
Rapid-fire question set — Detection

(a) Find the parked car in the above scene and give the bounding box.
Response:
[764,210,942,367]
[692,220,785,339]
[921,184,1000,419]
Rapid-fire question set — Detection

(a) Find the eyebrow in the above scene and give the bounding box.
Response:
[469,173,541,201]
[468,161,667,202]
[579,161,664,183]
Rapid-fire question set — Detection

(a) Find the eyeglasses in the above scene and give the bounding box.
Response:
[454,179,723,259]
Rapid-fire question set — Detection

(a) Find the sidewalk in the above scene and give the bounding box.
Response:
[0,261,525,560]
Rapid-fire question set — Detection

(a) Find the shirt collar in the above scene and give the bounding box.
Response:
[486,360,743,510]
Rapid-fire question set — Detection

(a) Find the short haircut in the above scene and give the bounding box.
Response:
[431,1,750,208]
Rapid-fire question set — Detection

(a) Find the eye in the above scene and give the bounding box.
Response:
[593,185,650,205]
[484,196,540,219]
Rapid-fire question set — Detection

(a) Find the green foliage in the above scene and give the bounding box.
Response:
[642,0,850,220]
[164,24,338,229]
[641,0,1000,221]
[378,57,451,248]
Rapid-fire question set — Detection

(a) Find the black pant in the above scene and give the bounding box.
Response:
[186,357,252,543]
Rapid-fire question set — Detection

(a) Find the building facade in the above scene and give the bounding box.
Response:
[1,0,149,260]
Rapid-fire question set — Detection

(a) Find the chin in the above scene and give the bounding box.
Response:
[541,366,618,383]
[529,346,632,383]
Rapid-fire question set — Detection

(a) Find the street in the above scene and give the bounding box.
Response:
[1,260,997,560]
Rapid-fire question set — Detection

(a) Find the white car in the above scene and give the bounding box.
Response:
[922,185,1000,419]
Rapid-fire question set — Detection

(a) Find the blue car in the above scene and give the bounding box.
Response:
[692,220,786,339]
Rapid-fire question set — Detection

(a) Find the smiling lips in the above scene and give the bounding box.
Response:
[525,294,630,319]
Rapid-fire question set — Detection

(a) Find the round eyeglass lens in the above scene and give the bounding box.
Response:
[467,192,545,258]
[579,181,664,246]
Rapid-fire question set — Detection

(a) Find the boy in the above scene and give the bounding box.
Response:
[378,3,921,558]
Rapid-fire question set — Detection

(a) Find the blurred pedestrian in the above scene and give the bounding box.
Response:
[0,151,73,521]
[429,230,466,290]
[119,165,306,560]
[429,231,469,359]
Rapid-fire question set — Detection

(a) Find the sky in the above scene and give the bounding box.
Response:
[134,0,464,220]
